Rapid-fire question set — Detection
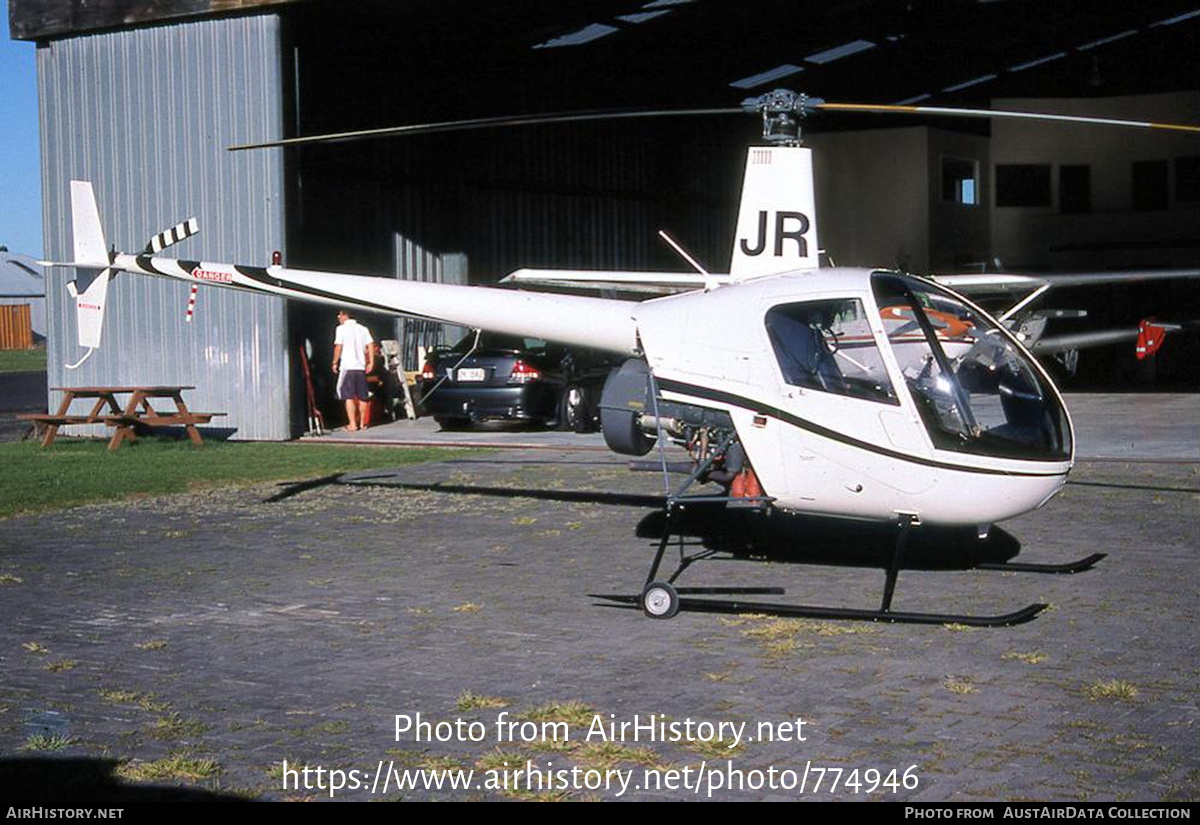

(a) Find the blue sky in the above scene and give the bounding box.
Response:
[0,35,42,257]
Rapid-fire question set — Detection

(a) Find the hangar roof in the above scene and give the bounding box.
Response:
[10,1,1199,117]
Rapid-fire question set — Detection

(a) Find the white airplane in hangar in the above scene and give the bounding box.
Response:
[44,90,1200,624]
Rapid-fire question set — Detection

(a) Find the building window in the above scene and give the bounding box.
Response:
[1176,156,1199,203]
[1132,160,1169,211]
[995,164,1050,207]
[1059,164,1091,214]
[942,157,978,205]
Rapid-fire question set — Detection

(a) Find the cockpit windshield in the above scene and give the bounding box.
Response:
[872,273,1072,461]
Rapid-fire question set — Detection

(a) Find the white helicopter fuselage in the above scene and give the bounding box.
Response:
[635,267,1073,526]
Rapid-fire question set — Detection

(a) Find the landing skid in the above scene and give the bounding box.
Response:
[592,497,1100,626]
[595,591,1048,627]
[977,554,1106,574]
[599,378,1093,626]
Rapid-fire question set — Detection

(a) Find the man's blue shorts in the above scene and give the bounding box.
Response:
[337,370,369,401]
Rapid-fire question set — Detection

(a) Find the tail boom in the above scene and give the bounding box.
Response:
[104,253,641,355]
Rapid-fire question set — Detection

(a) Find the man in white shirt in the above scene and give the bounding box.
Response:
[332,309,375,431]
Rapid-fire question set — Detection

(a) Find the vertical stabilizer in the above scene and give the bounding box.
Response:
[70,181,109,267]
[729,146,819,278]
[67,268,112,351]
[66,181,113,359]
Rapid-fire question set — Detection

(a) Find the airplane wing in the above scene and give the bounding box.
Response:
[935,267,1200,322]
[1031,328,1141,355]
[933,269,1200,363]
[500,268,728,295]
[1034,320,1187,358]
[934,268,1200,294]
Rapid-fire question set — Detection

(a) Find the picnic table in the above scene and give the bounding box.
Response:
[19,386,224,450]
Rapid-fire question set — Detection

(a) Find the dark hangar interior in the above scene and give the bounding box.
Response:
[287,1,1200,390]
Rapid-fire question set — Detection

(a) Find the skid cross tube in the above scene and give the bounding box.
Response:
[880,515,915,612]
[645,504,680,586]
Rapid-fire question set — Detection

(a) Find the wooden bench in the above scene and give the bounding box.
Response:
[19,386,225,450]
[104,411,225,449]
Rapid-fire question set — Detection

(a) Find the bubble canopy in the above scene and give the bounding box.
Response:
[871,272,1072,462]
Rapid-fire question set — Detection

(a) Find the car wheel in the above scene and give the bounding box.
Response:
[558,385,591,433]
[434,416,471,431]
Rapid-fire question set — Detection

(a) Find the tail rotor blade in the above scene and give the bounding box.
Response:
[145,217,200,254]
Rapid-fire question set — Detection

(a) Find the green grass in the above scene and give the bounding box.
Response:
[115,751,221,782]
[22,733,76,752]
[0,439,465,519]
[1084,679,1139,701]
[0,347,46,373]
[456,691,511,711]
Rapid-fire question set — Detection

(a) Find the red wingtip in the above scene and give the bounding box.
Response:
[1136,318,1169,360]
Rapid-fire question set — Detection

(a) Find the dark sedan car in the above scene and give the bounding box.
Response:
[419,331,618,431]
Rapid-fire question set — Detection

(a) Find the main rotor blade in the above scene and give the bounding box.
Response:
[817,102,1200,133]
[228,106,743,151]
[229,93,1199,152]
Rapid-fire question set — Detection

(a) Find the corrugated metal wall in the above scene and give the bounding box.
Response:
[39,14,289,440]
[392,233,467,372]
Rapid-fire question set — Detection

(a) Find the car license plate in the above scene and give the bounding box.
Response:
[456,367,486,382]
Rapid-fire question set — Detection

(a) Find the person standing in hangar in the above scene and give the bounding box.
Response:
[331,308,375,431]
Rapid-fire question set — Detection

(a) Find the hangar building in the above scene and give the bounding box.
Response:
[9,1,1199,438]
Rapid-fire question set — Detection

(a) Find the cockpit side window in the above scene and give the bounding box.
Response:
[765,299,898,405]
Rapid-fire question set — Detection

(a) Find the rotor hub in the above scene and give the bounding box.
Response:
[741,89,823,146]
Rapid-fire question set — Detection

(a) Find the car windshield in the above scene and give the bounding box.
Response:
[872,272,1072,461]
[447,331,550,354]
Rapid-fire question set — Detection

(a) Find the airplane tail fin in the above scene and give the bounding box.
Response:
[729,146,820,279]
[1135,318,1182,360]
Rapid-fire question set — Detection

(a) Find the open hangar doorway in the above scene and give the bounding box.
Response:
[277,1,754,433]
[271,0,1200,434]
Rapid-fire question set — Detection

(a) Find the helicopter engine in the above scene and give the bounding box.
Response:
[599,358,745,484]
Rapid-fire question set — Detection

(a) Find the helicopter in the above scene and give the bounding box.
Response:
[45,90,1199,624]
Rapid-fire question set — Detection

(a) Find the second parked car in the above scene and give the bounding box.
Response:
[419,331,618,432]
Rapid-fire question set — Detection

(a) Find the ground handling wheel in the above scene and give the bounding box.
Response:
[641,580,680,619]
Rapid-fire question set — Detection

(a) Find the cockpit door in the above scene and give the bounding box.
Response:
[761,296,935,517]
